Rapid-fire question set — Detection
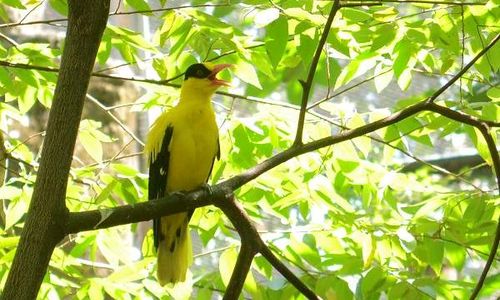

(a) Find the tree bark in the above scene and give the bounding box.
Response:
[2,1,110,299]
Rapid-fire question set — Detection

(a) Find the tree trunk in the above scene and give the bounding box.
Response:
[2,1,110,299]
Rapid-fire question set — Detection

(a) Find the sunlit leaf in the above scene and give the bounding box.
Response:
[265,15,288,68]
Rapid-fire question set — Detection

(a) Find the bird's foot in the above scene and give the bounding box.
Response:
[168,191,186,198]
[200,183,214,195]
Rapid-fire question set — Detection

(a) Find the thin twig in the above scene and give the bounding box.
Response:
[85,94,144,146]
[428,33,499,103]
[367,0,486,5]
[110,3,230,16]
[340,2,382,6]
[18,1,45,23]
[294,0,341,146]
[307,68,393,110]
[260,244,318,299]
[0,32,19,48]
[0,3,230,29]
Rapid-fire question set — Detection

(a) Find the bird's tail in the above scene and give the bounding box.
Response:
[157,212,192,285]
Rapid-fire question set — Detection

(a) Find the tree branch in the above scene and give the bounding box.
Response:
[214,195,319,299]
[293,0,341,146]
[2,1,110,299]
[428,33,499,103]
[427,103,500,128]
[468,125,500,300]
[61,31,499,297]
[223,243,256,300]
[259,244,319,299]
[66,187,217,233]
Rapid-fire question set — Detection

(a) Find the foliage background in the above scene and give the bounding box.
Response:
[0,0,499,299]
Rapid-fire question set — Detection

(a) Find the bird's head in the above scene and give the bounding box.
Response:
[181,63,231,99]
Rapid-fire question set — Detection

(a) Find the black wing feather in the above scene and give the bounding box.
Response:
[148,125,173,250]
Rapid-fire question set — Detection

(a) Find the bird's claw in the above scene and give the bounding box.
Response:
[168,191,186,198]
[201,183,213,195]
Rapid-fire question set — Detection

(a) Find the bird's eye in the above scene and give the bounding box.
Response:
[196,70,204,77]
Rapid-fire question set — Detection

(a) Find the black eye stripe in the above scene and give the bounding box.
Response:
[184,63,211,80]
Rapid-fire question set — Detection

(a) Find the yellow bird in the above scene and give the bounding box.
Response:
[144,63,231,285]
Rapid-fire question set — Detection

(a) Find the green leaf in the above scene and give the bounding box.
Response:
[361,266,386,296]
[397,68,412,91]
[0,67,13,91]
[254,8,280,27]
[0,236,20,248]
[486,86,500,101]
[426,239,444,274]
[88,280,104,300]
[388,282,411,300]
[465,126,493,165]
[265,15,288,68]
[373,7,398,22]
[5,197,27,229]
[372,25,397,52]
[78,130,103,163]
[374,63,394,93]
[2,0,25,9]
[284,8,323,26]
[481,103,500,122]
[97,36,112,65]
[124,0,151,14]
[49,0,68,16]
[291,234,321,267]
[107,259,151,282]
[12,69,40,88]
[316,275,353,300]
[393,39,413,79]
[0,248,16,264]
[37,86,53,108]
[234,59,262,89]
[397,227,416,253]
[341,8,372,22]
[335,52,378,89]
[362,233,375,269]
[94,180,118,204]
[297,32,318,69]
[112,163,139,178]
[218,246,261,298]
[445,242,465,271]
[413,198,445,220]
[18,84,37,114]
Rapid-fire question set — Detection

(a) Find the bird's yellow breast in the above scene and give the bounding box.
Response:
[145,100,219,192]
[167,103,218,191]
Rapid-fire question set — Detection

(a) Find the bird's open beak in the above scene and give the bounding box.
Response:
[209,64,232,86]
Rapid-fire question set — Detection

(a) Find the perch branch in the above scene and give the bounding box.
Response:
[66,38,499,296]
[67,187,216,233]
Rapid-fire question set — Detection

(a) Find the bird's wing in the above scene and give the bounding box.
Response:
[148,125,173,250]
[205,138,220,183]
